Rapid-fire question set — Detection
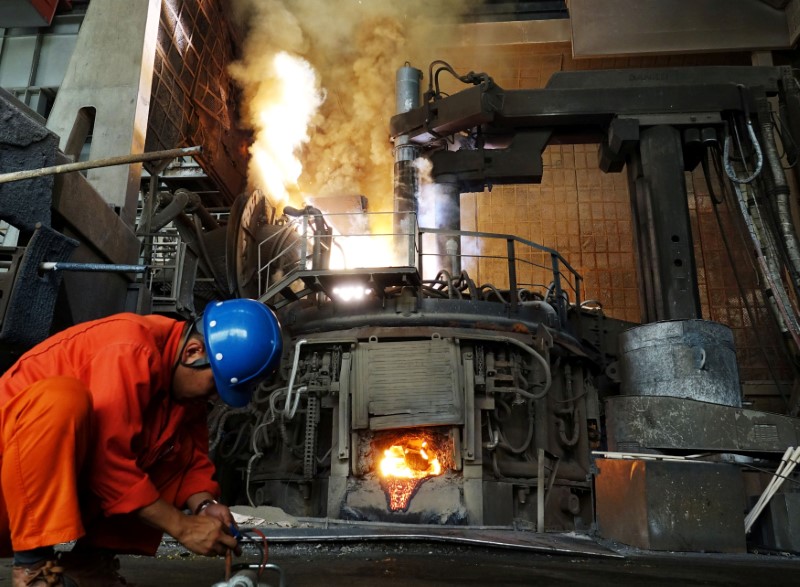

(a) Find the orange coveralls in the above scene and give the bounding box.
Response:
[0,313,219,556]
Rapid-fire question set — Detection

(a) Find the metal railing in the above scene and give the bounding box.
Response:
[143,232,185,309]
[256,211,418,299]
[418,227,582,326]
[255,210,582,322]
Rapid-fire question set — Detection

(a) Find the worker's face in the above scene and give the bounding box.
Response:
[172,337,218,403]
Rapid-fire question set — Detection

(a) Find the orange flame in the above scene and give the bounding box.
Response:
[379,437,443,511]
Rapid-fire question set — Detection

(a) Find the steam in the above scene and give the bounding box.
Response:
[229,0,473,212]
[415,156,465,279]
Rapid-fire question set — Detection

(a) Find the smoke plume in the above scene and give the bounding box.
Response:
[229,0,473,213]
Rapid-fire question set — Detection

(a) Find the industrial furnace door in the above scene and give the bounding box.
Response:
[351,338,464,430]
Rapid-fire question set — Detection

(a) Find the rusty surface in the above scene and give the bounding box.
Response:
[595,458,746,553]
[147,0,249,205]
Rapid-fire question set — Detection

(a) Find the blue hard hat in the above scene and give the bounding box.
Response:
[200,299,283,407]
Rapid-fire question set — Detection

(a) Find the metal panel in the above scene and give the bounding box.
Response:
[0,0,57,27]
[352,339,463,430]
[51,158,140,266]
[449,19,570,47]
[620,320,741,407]
[606,395,800,452]
[595,458,746,552]
[0,36,36,88]
[34,34,77,88]
[482,481,514,525]
[569,0,790,58]
[754,493,800,553]
[338,352,352,460]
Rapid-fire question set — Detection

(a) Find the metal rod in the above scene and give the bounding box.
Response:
[0,146,202,185]
[507,238,518,313]
[39,262,147,273]
[537,447,545,533]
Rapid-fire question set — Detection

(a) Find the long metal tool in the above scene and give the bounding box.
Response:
[745,446,800,533]
[39,262,147,273]
[0,146,202,185]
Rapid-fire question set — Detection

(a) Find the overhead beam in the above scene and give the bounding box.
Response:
[568,0,790,58]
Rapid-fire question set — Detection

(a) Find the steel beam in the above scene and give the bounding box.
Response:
[569,0,790,57]
[626,125,702,322]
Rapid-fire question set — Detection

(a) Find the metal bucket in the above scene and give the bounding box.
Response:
[619,319,741,407]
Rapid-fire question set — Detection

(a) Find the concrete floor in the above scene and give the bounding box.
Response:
[3,539,798,587]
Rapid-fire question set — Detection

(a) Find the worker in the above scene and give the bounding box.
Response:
[0,298,283,587]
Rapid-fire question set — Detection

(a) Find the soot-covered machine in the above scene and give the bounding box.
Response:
[204,63,800,549]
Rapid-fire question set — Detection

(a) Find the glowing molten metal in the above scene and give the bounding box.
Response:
[379,437,442,512]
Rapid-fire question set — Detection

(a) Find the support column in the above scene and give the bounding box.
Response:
[47,0,161,228]
[626,125,702,322]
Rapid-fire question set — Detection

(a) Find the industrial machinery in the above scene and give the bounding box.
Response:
[3,59,800,555]
[205,62,800,549]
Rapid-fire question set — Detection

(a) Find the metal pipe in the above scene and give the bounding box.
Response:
[147,191,190,234]
[466,334,551,397]
[176,188,220,231]
[0,146,202,185]
[284,339,308,418]
[39,262,147,272]
[394,65,423,251]
[492,456,589,482]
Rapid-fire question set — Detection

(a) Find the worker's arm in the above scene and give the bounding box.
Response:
[137,497,238,556]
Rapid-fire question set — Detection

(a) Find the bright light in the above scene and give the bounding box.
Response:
[380,441,441,479]
[250,51,324,205]
[332,285,372,302]
[378,435,443,512]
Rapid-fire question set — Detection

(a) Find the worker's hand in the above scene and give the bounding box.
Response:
[197,501,235,526]
[175,513,239,557]
[197,502,242,556]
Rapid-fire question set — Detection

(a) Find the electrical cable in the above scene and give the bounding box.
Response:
[706,146,792,408]
[769,109,798,168]
[724,107,763,184]
[248,528,269,578]
[479,283,507,303]
[739,462,800,489]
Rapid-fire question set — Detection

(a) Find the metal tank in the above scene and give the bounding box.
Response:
[619,319,742,407]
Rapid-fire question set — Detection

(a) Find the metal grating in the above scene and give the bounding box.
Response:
[352,339,464,431]
[147,0,248,205]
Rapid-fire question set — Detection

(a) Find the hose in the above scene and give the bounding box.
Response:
[723,114,763,184]
[758,99,800,291]
[732,181,800,344]
[466,334,552,399]
[284,339,308,418]
[723,90,764,183]
[494,401,535,455]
